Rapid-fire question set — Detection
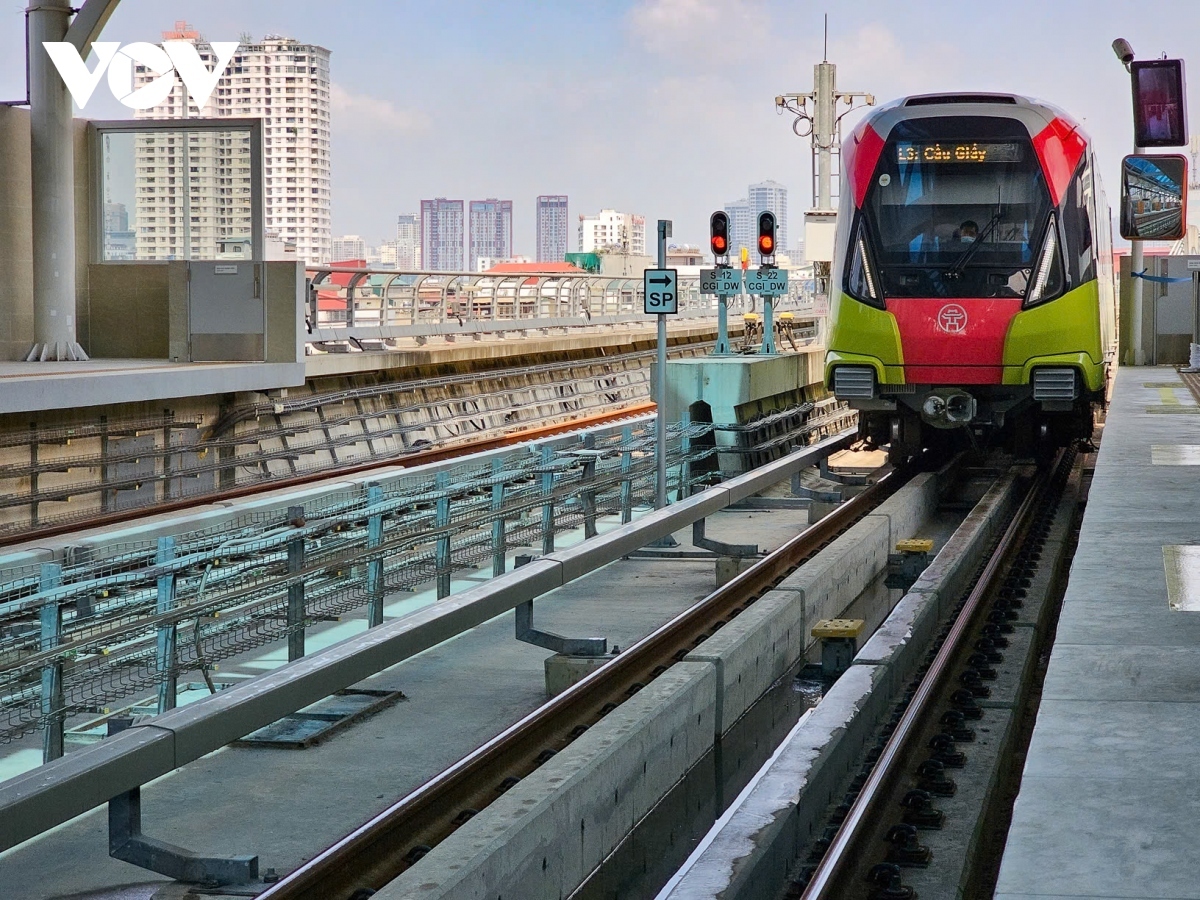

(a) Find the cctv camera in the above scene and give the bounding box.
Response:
[1112,38,1135,66]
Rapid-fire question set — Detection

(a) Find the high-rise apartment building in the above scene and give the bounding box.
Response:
[577,210,646,255]
[468,199,513,272]
[395,213,420,269]
[722,182,788,263]
[749,180,788,263]
[723,199,753,260]
[421,199,464,271]
[536,195,568,263]
[132,22,332,264]
[331,235,366,262]
[103,202,136,260]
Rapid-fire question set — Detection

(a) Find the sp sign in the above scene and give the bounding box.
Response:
[643,269,678,315]
[43,41,240,111]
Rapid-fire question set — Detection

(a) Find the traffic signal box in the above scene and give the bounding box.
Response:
[757,211,776,261]
[710,211,730,259]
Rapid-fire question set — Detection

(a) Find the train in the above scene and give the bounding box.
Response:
[823,93,1116,461]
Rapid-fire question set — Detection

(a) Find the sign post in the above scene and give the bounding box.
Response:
[645,221,676,522]
[700,267,742,354]
[745,266,790,354]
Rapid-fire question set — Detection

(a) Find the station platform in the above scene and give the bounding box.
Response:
[996,367,1200,899]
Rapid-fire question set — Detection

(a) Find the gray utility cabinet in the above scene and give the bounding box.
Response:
[188,261,265,362]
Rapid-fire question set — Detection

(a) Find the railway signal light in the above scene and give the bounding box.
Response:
[758,211,777,260]
[710,211,730,259]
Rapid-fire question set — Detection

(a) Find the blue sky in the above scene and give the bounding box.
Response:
[1,0,1196,254]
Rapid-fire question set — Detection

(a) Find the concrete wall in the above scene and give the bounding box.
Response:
[266,261,305,364]
[82,260,304,363]
[0,106,34,360]
[86,264,171,358]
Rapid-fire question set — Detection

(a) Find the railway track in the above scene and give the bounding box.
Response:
[257,461,911,900]
[795,445,1083,900]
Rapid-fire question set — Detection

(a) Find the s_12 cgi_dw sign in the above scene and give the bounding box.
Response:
[644,269,678,314]
[699,267,744,295]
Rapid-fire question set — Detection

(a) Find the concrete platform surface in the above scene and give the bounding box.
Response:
[0,359,305,414]
[0,503,813,900]
[996,366,1200,900]
[0,321,736,414]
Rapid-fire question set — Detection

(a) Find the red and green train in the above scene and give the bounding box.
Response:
[824,93,1116,460]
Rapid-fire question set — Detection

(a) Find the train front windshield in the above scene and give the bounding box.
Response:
[858,117,1054,299]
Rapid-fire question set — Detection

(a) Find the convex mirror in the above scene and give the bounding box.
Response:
[1120,154,1188,241]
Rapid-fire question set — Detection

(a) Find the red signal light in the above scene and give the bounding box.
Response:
[757,211,777,259]
[710,211,730,258]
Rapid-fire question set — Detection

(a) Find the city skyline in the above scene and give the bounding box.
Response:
[7,2,1196,252]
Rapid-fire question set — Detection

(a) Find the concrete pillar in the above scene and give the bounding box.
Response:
[27,0,88,362]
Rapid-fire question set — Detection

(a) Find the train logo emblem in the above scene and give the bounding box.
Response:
[937,304,968,334]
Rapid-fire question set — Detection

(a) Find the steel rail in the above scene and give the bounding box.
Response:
[799,456,1052,900]
[258,465,906,900]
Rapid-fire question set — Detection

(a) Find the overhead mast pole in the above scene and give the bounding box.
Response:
[775,19,873,313]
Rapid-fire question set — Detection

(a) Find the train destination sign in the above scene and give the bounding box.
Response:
[699,267,744,295]
[895,141,1023,164]
[745,267,788,297]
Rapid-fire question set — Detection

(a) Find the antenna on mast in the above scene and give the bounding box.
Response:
[823,14,828,61]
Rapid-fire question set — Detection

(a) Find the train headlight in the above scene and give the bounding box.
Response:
[845,218,885,309]
[1024,213,1065,308]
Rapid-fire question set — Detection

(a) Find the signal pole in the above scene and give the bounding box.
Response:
[775,20,873,307]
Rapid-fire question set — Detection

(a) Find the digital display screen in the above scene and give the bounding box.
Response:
[895,141,1025,164]
[1132,59,1188,148]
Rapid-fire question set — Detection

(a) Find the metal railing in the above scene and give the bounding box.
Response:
[0,404,851,756]
[0,426,857,858]
[304,265,818,349]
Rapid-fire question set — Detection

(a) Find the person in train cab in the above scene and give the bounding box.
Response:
[954,220,979,243]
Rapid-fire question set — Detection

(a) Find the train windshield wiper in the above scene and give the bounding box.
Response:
[945,211,1002,277]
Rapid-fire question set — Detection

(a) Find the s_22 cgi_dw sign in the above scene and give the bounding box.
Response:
[644,269,678,314]
[744,267,789,297]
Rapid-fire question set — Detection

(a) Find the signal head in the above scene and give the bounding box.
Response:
[757,211,777,258]
[710,211,730,258]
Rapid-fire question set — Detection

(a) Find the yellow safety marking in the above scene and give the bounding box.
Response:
[896,539,934,553]
[1164,545,1200,611]
[1158,387,1181,406]
[1151,445,1200,465]
[812,618,866,638]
